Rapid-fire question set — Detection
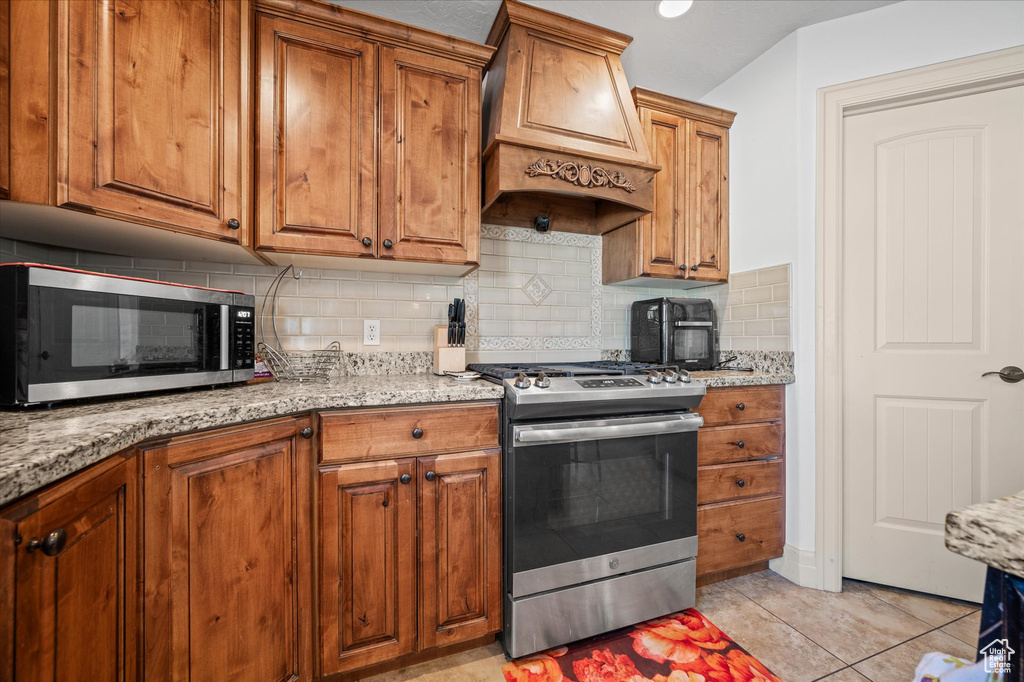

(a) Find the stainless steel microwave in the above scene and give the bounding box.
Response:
[1,264,255,406]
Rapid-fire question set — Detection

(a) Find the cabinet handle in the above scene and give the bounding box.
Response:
[361,237,372,247]
[735,533,746,542]
[300,427,313,439]
[679,264,687,271]
[691,264,698,271]
[412,427,423,439]
[227,218,240,230]
[425,470,437,482]
[400,474,412,485]
[383,239,394,249]
[729,440,746,449]
[736,403,746,411]
[382,498,389,508]
[26,528,67,556]
[736,479,746,488]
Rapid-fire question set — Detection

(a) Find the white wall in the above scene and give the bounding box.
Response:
[702,0,1024,579]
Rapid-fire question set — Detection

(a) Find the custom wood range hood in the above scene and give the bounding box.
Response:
[481,0,659,235]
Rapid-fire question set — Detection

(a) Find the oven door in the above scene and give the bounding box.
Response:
[669,321,715,369]
[508,412,701,599]
[24,271,234,403]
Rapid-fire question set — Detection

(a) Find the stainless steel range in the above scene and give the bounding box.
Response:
[468,362,706,658]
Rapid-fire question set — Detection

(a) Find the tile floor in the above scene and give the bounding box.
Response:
[362,570,981,682]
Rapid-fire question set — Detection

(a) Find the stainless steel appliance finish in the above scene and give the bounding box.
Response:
[1,264,255,406]
[504,558,696,659]
[495,361,705,658]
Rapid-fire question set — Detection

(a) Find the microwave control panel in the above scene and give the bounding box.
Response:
[231,307,255,369]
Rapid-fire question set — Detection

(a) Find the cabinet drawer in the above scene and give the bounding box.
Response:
[698,423,783,466]
[698,459,782,505]
[698,386,783,426]
[319,403,499,463]
[696,496,783,576]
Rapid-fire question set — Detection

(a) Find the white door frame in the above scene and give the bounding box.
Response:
[815,46,1024,593]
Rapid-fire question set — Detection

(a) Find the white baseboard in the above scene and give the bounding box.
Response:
[769,544,819,588]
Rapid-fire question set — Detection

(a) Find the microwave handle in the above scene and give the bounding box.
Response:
[515,413,703,446]
[220,305,230,371]
[673,321,713,327]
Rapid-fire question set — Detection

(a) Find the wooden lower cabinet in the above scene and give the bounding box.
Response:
[318,448,502,677]
[319,458,417,675]
[696,384,786,584]
[140,416,314,682]
[1,456,137,682]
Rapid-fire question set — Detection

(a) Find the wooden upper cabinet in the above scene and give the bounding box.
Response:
[1,457,137,682]
[602,88,735,286]
[140,417,313,682]
[418,450,502,650]
[254,13,377,258]
[687,120,730,282]
[378,47,481,265]
[57,0,247,243]
[319,458,417,676]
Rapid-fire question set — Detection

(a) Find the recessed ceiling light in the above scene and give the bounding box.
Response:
[656,0,693,18]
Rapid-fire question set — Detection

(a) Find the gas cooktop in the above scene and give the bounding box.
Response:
[467,361,683,382]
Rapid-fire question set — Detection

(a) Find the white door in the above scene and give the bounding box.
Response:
[841,85,1024,602]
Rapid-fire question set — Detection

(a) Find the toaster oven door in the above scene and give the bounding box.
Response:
[670,321,714,368]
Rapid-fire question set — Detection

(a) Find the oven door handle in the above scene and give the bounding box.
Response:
[514,413,703,445]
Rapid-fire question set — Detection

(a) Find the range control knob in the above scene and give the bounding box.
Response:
[513,372,532,389]
[647,371,663,384]
[534,372,551,389]
[662,369,679,383]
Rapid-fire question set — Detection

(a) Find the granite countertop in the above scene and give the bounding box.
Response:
[945,491,1024,578]
[0,374,504,507]
[691,370,794,387]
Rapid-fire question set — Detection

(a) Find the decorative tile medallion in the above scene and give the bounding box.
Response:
[522,274,553,305]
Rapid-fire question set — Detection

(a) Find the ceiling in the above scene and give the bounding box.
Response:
[330,0,898,100]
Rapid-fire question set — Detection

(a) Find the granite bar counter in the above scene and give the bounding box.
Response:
[946,491,1024,578]
[0,374,504,507]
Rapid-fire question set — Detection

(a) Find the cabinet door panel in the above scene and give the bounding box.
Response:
[59,0,246,241]
[641,109,686,278]
[379,47,480,265]
[418,450,501,649]
[142,418,312,682]
[5,458,136,682]
[319,459,416,675]
[255,14,377,257]
[687,120,729,282]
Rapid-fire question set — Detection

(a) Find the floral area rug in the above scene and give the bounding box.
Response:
[502,608,783,682]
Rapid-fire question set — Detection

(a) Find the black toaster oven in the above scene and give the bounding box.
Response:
[629,297,718,371]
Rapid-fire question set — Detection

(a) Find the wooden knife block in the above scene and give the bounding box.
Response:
[432,325,466,375]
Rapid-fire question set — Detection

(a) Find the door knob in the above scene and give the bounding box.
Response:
[425,471,437,481]
[361,237,372,247]
[981,366,1024,384]
[383,239,394,249]
[27,528,67,556]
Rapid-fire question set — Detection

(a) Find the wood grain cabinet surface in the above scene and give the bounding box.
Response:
[603,88,735,286]
[140,416,315,682]
[696,385,786,585]
[1,456,137,682]
[57,0,248,243]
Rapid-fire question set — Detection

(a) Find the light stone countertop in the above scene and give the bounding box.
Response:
[945,491,1024,578]
[0,374,504,507]
[691,370,795,387]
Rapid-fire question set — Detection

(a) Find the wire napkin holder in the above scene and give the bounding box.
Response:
[257,265,341,381]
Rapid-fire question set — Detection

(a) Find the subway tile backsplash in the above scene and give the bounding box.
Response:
[1,233,790,357]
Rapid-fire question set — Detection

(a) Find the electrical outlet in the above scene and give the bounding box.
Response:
[363,319,380,346]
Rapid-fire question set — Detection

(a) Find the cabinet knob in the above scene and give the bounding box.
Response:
[382,498,389,508]
[26,528,67,556]
[735,533,746,542]
[736,403,746,411]
[361,237,372,247]
[383,239,394,249]
[736,479,746,488]
[400,474,412,485]
[679,264,687,271]
[300,427,314,439]
[227,218,240,230]
[425,470,437,482]
[691,264,698,271]
[412,427,423,439]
